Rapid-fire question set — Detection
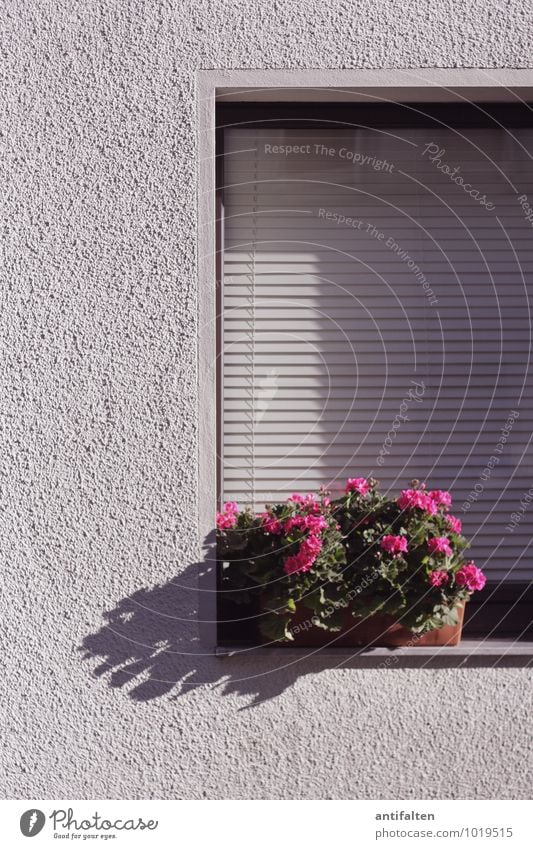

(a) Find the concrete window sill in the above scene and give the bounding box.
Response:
[214,639,533,667]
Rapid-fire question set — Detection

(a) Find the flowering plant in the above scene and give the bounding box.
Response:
[335,478,485,633]
[217,479,486,641]
[217,491,346,641]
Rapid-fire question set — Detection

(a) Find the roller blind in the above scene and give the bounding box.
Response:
[222,126,533,580]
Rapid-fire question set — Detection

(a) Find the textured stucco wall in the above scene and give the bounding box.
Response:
[1,0,532,800]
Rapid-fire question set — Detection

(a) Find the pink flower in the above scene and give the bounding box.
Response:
[260,512,284,535]
[446,514,462,534]
[283,515,306,534]
[428,536,453,557]
[299,493,321,513]
[216,510,237,530]
[216,501,239,530]
[345,477,370,496]
[288,492,322,513]
[283,553,305,575]
[429,570,449,588]
[301,535,323,556]
[455,562,486,592]
[289,493,304,504]
[397,488,438,515]
[284,534,323,575]
[380,534,408,556]
[303,514,328,534]
[429,490,452,509]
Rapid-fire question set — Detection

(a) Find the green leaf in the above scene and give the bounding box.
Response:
[441,606,460,626]
[259,614,293,642]
[318,608,345,631]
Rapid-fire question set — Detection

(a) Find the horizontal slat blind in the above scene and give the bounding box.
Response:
[222,127,533,579]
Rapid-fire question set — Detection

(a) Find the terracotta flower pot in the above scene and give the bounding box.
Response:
[282,602,465,648]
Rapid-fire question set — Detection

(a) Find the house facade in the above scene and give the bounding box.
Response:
[2,1,532,800]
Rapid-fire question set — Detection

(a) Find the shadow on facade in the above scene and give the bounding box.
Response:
[80,535,342,707]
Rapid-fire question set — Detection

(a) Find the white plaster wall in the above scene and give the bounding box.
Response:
[1,0,532,799]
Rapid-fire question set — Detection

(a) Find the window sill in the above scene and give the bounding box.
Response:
[215,638,533,667]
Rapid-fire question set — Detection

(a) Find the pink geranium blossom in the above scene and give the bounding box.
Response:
[455,562,486,592]
[303,513,328,534]
[397,488,438,515]
[301,534,323,556]
[427,536,453,557]
[284,534,323,575]
[380,534,408,556]
[283,554,305,575]
[216,512,236,530]
[288,492,322,513]
[446,514,462,534]
[283,515,306,535]
[429,489,452,509]
[345,477,370,496]
[284,513,328,536]
[429,570,449,587]
[216,501,239,530]
[260,512,284,535]
[289,493,304,504]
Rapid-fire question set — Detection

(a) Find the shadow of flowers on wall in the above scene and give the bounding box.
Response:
[80,538,344,706]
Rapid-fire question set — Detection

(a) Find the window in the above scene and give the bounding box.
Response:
[216,102,533,635]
